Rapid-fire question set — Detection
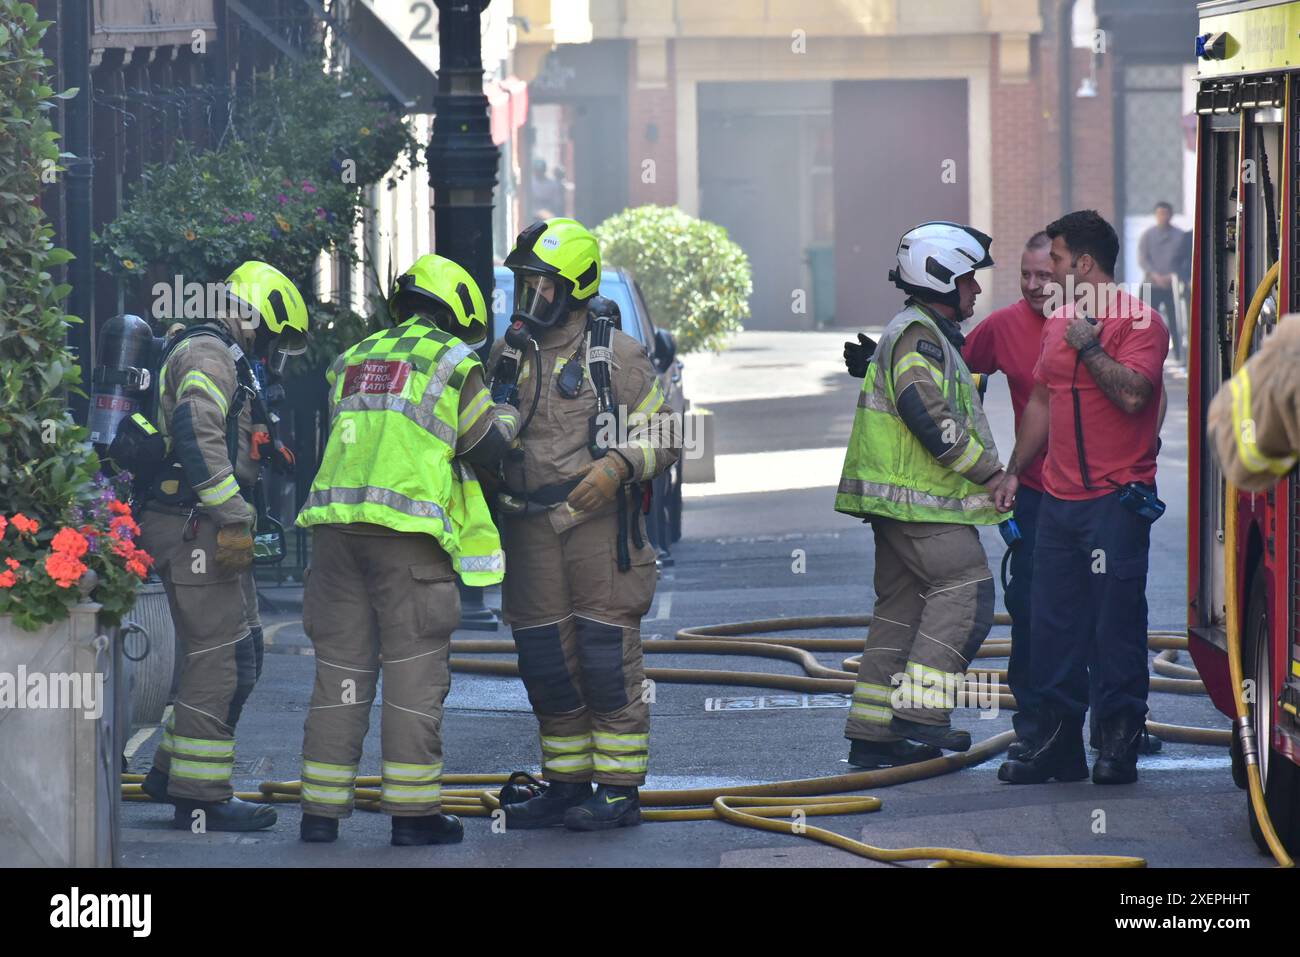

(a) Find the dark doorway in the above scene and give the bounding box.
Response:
[833,79,969,325]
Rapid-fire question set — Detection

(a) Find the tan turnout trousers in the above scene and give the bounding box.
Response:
[501,508,656,786]
[299,524,460,818]
[845,518,995,742]
[140,508,247,802]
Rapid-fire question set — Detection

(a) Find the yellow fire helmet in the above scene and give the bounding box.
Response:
[389,253,488,345]
[225,261,310,371]
[504,217,601,330]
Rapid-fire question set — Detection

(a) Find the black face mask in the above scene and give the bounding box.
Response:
[512,273,571,332]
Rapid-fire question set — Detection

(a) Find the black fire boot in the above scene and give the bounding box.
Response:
[1006,737,1036,761]
[1092,713,1142,785]
[171,796,277,832]
[502,779,593,830]
[391,813,464,846]
[564,783,642,831]
[848,738,941,769]
[1008,712,1041,761]
[1136,727,1163,755]
[890,716,971,753]
[141,767,171,803]
[998,713,1088,784]
[299,813,339,844]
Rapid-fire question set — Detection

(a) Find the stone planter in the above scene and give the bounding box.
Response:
[0,603,122,867]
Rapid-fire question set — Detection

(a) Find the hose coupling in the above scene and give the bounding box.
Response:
[1234,714,1259,765]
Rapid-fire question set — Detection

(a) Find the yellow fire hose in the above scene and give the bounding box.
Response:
[121,609,1250,867]
[117,281,1297,866]
[1225,260,1293,867]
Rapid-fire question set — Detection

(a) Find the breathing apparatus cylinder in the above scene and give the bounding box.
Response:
[89,314,162,447]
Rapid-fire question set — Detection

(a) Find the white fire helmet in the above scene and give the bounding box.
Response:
[889,222,995,305]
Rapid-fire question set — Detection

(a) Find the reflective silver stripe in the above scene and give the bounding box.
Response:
[542,734,593,755]
[857,389,895,413]
[592,753,648,772]
[592,732,649,754]
[335,392,457,447]
[852,682,893,704]
[544,754,594,772]
[301,782,353,805]
[301,486,453,533]
[382,761,442,782]
[420,343,474,418]
[332,344,473,447]
[169,758,233,781]
[381,784,442,803]
[303,761,357,783]
[457,552,505,572]
[849,703,893,722]
[836,478,994,514]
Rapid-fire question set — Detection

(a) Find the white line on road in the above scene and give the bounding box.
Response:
[649,589,673,620]
[125,703,171,759]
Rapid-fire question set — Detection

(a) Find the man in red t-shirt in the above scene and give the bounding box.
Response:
[994,210,1168,787]
[962,232,1053,757]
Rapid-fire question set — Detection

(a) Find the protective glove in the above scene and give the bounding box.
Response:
[843,333,877,378]
[566,456,629,513]
[216,524,255,571]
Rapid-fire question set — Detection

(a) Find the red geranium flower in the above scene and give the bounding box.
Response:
[51,527,90,559]
[44,550,87,589]
[0,570,16,589]
[108,500,132,516]
[110,514,141,539]
[11,514,39,535]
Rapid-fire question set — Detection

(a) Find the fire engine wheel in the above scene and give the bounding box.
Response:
[1244,573,1300,856]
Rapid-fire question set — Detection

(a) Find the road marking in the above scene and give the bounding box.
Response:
[706,693,850,712]
[125,703,175,760]
[262,620,295,646]
[124,724,161,759]
[649,589,673,621]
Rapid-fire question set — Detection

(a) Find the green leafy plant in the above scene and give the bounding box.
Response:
[96,62,420,366]
[0,3,151,629]
[595,205,751,353]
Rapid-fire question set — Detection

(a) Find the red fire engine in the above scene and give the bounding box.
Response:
[1190,0,1300,859]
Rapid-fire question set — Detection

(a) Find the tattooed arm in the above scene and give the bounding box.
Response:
[1080,347,1154,415]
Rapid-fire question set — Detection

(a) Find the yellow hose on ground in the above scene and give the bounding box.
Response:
[1224,260,1293,867]
[121,612,1242,867]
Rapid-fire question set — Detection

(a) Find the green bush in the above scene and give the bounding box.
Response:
[0,3,149,629]
[594,205,750,354]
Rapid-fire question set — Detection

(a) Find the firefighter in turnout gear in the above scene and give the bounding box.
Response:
[1208,316,1300,491]
[491,218,679,831]
[294,254,518,846]
[138,260,310,831]
[835,222,1011,768]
